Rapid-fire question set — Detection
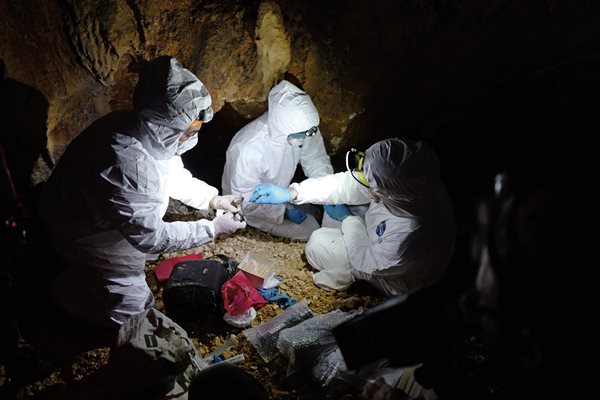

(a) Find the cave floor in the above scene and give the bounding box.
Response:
[11,217,386,400]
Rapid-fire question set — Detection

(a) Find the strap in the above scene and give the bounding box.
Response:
[209,254,238,276]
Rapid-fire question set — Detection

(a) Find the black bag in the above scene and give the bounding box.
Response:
[162,255,237,334]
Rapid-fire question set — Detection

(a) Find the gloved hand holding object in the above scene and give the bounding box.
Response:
[284,208,307,224]
[213,212,246,236]
[324,204,353,221]
[249,183,291,204]
[231,196,245,221]
[232,211,245,222]
[209,195,243,212]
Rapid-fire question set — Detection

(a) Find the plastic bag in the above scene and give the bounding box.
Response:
[221,271,268,316]
[237,252,275,288]
[276,309,355,377]
[243,300,313,363]
[310,345,348,386]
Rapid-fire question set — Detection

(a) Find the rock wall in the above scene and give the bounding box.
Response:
[1,0,599,181]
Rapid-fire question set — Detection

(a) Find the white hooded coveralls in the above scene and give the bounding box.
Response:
[293,138,456,296]
[38,57,218,328]
[221,80,334,240]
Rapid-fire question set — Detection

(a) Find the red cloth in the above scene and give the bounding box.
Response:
[154,253,203,282]
[221,271,268,316]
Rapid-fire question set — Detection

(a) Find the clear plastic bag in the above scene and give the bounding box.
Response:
[275,309,355,377]
[310,345,348,386]
[237,252,275,288]
[243,300,313,362]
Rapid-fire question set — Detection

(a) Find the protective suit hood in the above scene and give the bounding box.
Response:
[132,56,212,160]
[363,138,441,216]
[267,80,319,141]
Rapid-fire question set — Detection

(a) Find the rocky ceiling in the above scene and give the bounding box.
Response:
[1,0,599,202]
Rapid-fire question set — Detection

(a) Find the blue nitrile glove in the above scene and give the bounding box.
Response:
[284,208,307,224]
[249,183,291,204]
[258,288,297,309]
[324,204,353,221]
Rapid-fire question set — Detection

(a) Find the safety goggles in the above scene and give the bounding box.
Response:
[184,119,203,138]
[346,148,369,187]
[188,119,203,130]
[290,125,318,138]
[185,107,214,134]
[182,117,205,143]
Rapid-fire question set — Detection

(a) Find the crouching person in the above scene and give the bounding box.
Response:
[250,138,456,297]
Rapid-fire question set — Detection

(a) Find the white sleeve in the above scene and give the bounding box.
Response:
[166,156,218,210]
[107,160,218,254]
[292,171,371,205]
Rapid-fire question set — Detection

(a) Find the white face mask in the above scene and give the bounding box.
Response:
[176,134,198,155]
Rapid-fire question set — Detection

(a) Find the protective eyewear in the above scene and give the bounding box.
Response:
[182,119,204,143]
[187,106,214,131]
[185,119,203,135]
[346,148,370,187]
[189,119,203,130]
[291,125,319,137]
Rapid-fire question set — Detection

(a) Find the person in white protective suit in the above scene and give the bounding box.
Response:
[37,56,246,329]
[221,79,343,241]
[250,138,456,296]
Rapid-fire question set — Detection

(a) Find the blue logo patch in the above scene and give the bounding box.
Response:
[376,221,386,237]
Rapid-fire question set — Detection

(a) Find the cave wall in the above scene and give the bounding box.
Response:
[2,0,598,211]
[2,0,593,155]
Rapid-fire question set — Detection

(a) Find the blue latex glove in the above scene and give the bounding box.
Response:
[258,288,297,309]
[249,183,291,204]
[324,204,352,221]
[284,208,307,224]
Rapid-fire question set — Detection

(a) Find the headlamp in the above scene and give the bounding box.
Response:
[346,148,369,188]
[290,125,318,137]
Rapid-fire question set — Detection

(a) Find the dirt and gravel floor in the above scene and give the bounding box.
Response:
[9,211,386,400]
